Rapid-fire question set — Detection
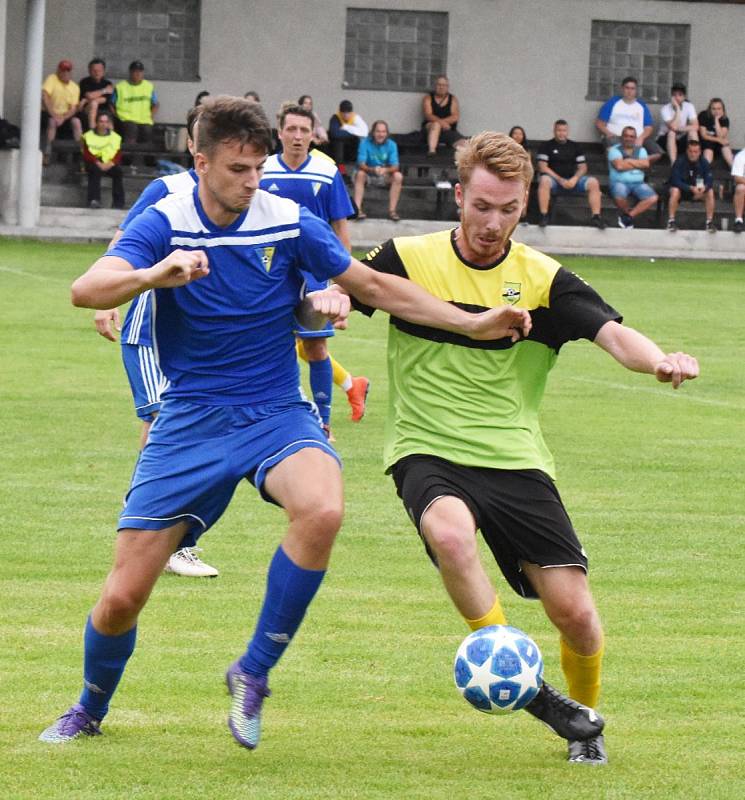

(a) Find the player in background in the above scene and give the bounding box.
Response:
[93,105,218,578]
[355,131,699,765]
[261,104,370,438]
[39,96,531,751]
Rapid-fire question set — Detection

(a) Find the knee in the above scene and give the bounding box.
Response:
[392,171,403,185]
[294,501,344,549]
[552,598,600,638]
[98,584,148,626]
[587,177,599,191]
[423,521,478,571]
[355,170,367,187]
[538,175,552,189]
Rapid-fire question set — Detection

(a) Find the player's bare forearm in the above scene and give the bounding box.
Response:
[594,320,699,388]
[72,250,209,309]
[336,259,531,341]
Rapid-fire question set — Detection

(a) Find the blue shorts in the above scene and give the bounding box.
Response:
[546,175,592,195]
[295,272,334,340]
[121,343,169,421]
[118,398,340,547]
[610,182,657,201]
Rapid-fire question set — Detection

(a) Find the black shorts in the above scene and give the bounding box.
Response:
[702,140,723,158]
[390,455,588,599]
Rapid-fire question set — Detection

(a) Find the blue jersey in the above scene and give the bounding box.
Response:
[260,151,353,293]
[108,186,351,405]
[260,152,354,224]
[119,169,198,347]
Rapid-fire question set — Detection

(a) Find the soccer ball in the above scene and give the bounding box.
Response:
[454,625,543,714]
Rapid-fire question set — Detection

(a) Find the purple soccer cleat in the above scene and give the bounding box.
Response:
[226,660,271,750]
[38,704,102,743]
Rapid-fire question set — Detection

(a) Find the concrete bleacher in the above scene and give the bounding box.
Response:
[340,134,737,230]
[25,127,742,238]
[44,123,191,208]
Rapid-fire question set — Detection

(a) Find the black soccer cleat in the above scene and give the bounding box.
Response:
[523,681,604,741]
[568,733,608,765]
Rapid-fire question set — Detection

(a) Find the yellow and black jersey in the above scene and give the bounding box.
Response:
[358,230,621,476]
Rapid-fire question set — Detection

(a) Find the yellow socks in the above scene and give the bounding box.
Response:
[464,596,507,630]
[560,636,604,708]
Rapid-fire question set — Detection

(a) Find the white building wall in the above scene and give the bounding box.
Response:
[3,0,744,144]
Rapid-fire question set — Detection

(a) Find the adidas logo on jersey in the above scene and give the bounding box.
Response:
[267,182,279,192]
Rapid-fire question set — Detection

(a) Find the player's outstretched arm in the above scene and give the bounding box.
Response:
[335,259,531,341]
[594,320,699,389]
[71,250,210,310]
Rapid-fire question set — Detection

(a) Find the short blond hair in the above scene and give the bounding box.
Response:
[455,131,533,189]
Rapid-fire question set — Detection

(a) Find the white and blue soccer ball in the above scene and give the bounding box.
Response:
[454,625,543,714]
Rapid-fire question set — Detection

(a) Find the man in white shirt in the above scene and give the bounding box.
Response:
[657,83,699,164]
[731,147,745,233]
[595,76,662,165]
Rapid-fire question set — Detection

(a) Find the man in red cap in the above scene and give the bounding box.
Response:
[41,59,82,164]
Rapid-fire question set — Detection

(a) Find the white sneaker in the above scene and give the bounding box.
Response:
[165,547,219,578]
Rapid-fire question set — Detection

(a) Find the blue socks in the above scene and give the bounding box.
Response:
[79,616,137,720]
[240,546,326,677]
[309,357,333,426]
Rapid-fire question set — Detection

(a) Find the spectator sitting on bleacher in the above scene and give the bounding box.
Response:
[509,126,530,222]
[698,98,733,168]
[729,146,745,233]
[41,59,82,165]
[328,99,368,165]
[298,95,328,147]
[422,75,466,156]
[78,58,114,131]
[666,139,716,233]
[536,119,605,228]
[608,126,658,229]
[81,110,124,210]
[113,60,158,145]
[595,76,662,165]
[657,82,698,165]
[353,120,403,222]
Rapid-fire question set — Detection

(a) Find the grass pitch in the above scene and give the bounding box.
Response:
[1,239,743,799]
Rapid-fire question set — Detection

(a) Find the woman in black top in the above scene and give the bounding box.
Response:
[422,76,466,155]
[698,98,733,167]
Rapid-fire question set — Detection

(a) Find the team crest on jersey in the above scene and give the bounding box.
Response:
[502,282,521,304]
[312,182,322,196]
[261,247,276,272]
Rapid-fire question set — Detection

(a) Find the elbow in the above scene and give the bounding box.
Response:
[71,278,92,308]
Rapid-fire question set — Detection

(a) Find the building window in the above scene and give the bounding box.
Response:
[587,20,690,103]
[343,9,448,92]
[93,0,201,82]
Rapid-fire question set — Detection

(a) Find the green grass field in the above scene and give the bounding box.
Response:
[1,238,744,800]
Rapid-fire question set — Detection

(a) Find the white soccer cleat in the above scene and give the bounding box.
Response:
[164,547,219,578]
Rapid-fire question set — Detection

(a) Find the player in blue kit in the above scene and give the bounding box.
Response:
[39,95,530,750]
[94,105,218,578]
[261,104,369,436]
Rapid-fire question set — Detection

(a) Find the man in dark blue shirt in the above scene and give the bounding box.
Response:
[667,139,716,232]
